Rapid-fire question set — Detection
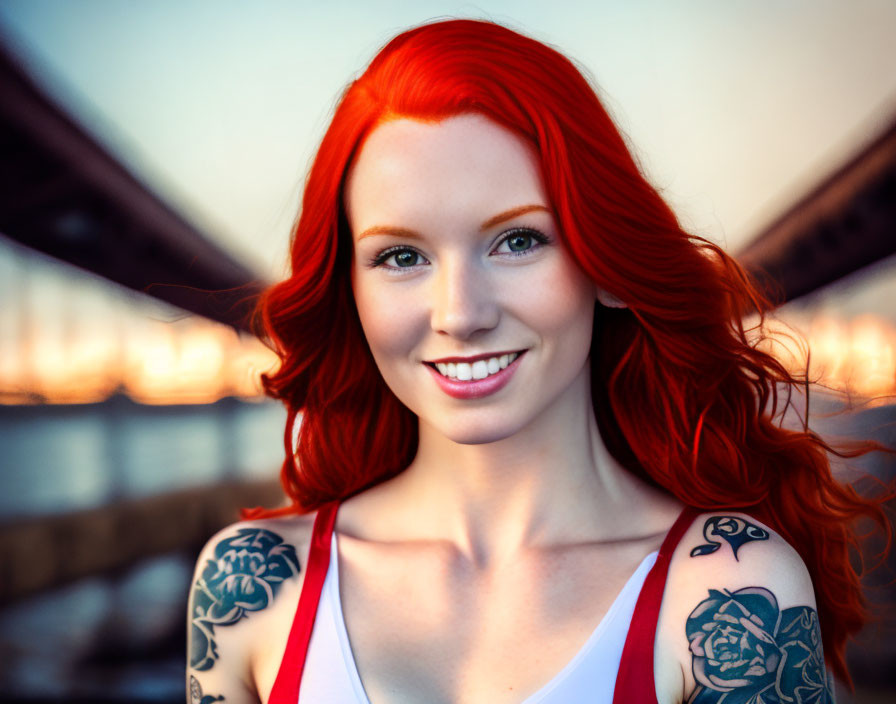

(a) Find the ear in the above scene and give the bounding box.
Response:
[596,286,627,309]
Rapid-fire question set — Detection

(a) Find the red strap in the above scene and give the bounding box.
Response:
[612,505,700,704]
[268,500,340,704]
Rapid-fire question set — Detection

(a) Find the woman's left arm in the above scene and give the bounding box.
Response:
[655,512,835,704]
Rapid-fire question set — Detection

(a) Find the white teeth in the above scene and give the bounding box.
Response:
[433,352,521,381]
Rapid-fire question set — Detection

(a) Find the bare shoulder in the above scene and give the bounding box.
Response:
[186,511,317,704]
[654,511,834,704]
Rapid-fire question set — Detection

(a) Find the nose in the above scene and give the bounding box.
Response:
[430,256,500,340]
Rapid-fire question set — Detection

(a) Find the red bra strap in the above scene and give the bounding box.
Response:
[268,500,340,704]
[612,505,700,704]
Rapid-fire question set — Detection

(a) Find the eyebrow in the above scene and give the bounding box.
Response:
[355,204,551,241]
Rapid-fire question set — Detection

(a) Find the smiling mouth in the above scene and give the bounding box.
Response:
[425,352,522,381]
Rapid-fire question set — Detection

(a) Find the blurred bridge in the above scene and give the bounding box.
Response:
[737,114,896,304]
[0,42,264,331]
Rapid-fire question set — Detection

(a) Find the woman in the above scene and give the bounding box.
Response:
[187,19,888,704]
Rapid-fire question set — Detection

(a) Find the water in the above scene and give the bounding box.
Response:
[0,396,286,519]
[0,396,287,700]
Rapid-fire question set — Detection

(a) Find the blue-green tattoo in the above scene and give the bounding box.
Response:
[190,528,300,671]
[690,516,769,561]
[686,587,833,703]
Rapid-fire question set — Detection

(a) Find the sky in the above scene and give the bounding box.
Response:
[0,0,895,291]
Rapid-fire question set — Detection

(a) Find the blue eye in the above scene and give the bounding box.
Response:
[506,233,533,251]
[494,228,550,255]
[391,250,420,267]
[371,246,428,269]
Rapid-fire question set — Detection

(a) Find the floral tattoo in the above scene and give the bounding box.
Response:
[190,528,300,671]
[690,516,769,561]
[686,587,833,703]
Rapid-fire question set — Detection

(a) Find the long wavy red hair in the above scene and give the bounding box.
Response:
[250,19,890,684]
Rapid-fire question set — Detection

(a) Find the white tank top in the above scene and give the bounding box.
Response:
[299,531,659,703]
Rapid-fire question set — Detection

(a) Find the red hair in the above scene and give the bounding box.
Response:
[251,19,890,684]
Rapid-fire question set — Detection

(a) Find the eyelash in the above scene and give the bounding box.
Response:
[368,227,552,269]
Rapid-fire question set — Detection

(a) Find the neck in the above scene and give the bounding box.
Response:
[375,366,676,567]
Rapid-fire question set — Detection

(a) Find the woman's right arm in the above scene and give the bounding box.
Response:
[186,517,312,704]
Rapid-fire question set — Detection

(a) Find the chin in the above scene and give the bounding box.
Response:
[429,414,528,446]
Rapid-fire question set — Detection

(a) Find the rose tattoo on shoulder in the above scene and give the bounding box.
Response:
[190,528,301,671]
[686,587,833,703]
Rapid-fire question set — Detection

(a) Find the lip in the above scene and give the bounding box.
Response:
[424,351,525,400]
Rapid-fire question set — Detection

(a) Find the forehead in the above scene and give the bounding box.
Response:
[343,114,549,232]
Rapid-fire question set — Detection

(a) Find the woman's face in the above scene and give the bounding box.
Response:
[345,114,598,445]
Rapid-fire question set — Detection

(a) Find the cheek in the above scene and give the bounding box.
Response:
[516,258,595,348]
[353,276,427,369]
